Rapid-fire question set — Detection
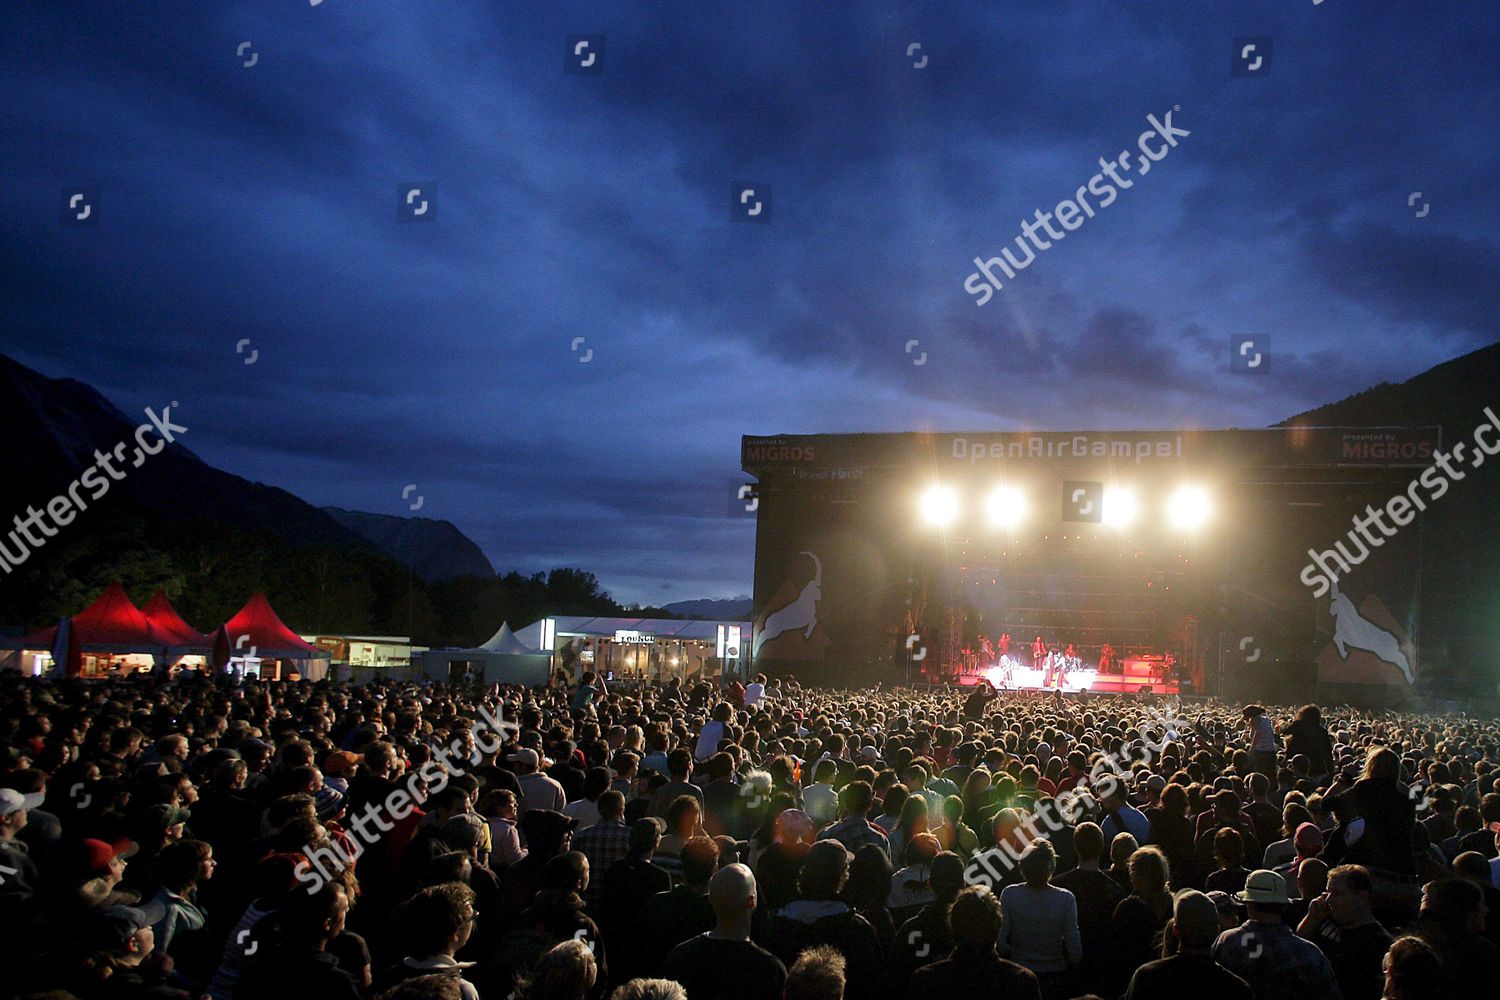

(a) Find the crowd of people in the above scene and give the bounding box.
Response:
[1,665,1498,1000]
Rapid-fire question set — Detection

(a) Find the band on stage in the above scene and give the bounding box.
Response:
[951,634,1179,689]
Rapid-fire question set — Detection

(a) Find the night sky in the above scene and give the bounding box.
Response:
[3,2,1496,606]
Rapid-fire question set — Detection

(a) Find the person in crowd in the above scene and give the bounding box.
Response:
[1280,705,1335,782]
[803,759,840,829]
[1123,889,1253,1000]
[511,747,567,817]
[1407,876,1500,998]
[638,835,721,971]
[601,818,674,986]
[910,885,1042,999]
[1295,863,1393,1000]
[384,882,481,1000]
[783,944,845,1000]
[1206,827,1252,894]
[1243,705,1279,780]
[237,880,362,1000]
[818,781,889,856]
[1212,869,1341,1000]
[891,849,963,987]
[1054,821,1126,994]
[147,837,217,983]
[1104,830,1138,891]
[996,838,1081,998]
[564,766,613,831]
[523,937,597,1000]
[765,840,881,1000]
[662,863,788,1000]
[1381,935,1446,1000]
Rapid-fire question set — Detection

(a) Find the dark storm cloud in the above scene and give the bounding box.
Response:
[1,1,1496,602]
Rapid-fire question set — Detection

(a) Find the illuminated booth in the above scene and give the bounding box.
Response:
[8,581,176,678]
[511,616,751,683]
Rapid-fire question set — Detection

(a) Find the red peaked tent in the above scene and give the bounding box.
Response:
[20,582,175,676]
[142,591,212,653]
[211,592,324,667]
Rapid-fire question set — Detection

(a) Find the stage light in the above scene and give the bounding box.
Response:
[984,485,1027,529]
[1167,486,1211,531]
[919,484,959,527]
[1102,487,1138,529]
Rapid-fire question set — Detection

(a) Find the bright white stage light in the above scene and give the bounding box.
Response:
[919,485,960,527]
[1167,486,1211,531]
[1102,487,1138,529]
[984,485,1027,529]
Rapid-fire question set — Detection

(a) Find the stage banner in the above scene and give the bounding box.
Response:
[1308,508,1422,690]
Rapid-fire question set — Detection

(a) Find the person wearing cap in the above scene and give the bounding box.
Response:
[83,901,177,998]
[0,786,43,903]
[71,837,139,909]
[509,746,566,818]
[1123,889,1253,1000]
[663,863,788,1000]
[1212,868,1340,1000]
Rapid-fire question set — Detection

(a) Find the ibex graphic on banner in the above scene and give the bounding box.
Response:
[754,552,821,657]
[1329,581,1414,686]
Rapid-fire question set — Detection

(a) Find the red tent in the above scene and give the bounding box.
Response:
[19,582,175,676]
[142,591,212,653]
[211,592,323,667]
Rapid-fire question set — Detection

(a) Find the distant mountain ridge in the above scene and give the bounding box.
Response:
[663,596,753,620]
[0,354,379,553]
[323,507,495,583]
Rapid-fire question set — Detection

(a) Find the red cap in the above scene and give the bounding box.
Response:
[78,838,137,876]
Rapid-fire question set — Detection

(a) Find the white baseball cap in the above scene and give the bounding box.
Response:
[0,788,44,817]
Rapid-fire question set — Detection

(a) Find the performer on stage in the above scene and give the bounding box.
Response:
[1032,635,1047,666]
[1098,642,1115,673]
[1064,642,1077,660]
[979,634,996,665]
[998,632,1012,657]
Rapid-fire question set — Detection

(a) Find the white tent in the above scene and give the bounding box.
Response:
[418,621,551,685]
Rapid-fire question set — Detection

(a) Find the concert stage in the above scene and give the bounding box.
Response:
[957,655,1181,695]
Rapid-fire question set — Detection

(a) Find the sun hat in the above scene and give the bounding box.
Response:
[1235,868,1292,905]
